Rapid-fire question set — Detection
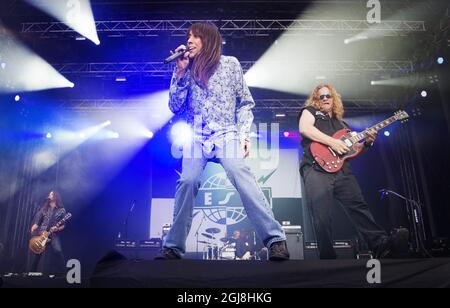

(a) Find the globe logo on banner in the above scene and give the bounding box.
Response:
[195,172,273,226]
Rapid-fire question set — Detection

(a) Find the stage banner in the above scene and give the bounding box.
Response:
[150,149,302,255]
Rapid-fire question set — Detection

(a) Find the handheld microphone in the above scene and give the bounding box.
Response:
[163,47,193,64]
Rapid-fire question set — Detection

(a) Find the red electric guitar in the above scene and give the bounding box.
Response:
[310,110,409,173]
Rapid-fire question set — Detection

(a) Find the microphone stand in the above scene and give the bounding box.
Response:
[195,212,206,259]
[123,200,136,240]
[379,189,431,257]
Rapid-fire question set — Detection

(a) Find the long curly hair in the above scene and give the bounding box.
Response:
[43,190,64,212]
[305,84,345,120]
[187,22,222,88]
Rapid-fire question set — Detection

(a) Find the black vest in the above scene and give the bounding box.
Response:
[299,106,350,174]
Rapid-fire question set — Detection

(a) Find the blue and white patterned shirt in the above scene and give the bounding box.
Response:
[169,55,254,153]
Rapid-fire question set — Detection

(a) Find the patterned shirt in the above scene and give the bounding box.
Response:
[32,207,66,233]
[169,55,255,154]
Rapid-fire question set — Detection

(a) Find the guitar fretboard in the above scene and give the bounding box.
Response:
[348,115,398,143]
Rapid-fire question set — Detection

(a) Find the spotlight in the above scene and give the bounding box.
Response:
[421,90,427,98]
[283,131,290,138]
[69,82,75,88]
[275,113,286,118]
[170,122,192,145]
[437,57,444,65]
[105,120,112,126]
[428,75,439,84]
[111,132,120,139]
[14,95,20,102]
[249,132,260,138]
[384,131,390,137]
[115,76,127,82]
[371,81,376,86]
[145,131,154,139]
[45,133,52,139]
[79,133,86,139]
[1,62,6,70]
[344,39,350,45]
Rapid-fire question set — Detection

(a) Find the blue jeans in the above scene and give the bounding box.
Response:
[164,139,286,257]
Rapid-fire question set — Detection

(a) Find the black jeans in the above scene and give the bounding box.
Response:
[30,235,65,273]
[302,166,387,259]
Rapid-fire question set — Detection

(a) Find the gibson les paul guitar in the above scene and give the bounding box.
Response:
[29,213,72,255]
[310,110,409,173]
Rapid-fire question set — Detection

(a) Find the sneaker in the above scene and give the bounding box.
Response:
[268,241,290,261]
[154,248,181,260]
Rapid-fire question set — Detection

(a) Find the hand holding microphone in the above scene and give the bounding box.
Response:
[165,44,191,79]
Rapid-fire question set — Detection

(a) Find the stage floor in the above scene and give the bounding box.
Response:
[2,257,450,288]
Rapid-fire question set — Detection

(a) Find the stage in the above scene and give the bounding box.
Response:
[2,257,450,288]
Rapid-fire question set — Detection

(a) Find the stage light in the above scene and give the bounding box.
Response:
[283,131,290,138]
[25,0,100,45]
[105,120,112,126]
[79,133,86,139]
[110,132,120,139]
[275,113,286,118]
[437,57,444,65]
[170,121,192,146]
[45,132,52,139]
[371,81,376,86]
[145,131,154,139]
[0,36,74,93]
[115,76,127,82]
[14,95,20,102]
[384,131,390,137]
[421,90,427,98]
[249,132,260,139]
[1,62,6,70]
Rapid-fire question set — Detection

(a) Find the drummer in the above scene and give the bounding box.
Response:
[229,230,251,260]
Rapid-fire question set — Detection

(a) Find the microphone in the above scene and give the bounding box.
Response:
[379,189,388,200]
[163,47,193,64]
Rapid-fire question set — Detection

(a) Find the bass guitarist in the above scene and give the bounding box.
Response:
[29,190,66,273]
[298,84,408,259]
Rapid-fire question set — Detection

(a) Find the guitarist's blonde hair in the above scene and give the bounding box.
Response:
[305,84,344,120]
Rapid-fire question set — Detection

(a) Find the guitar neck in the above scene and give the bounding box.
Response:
[350,115,399,143]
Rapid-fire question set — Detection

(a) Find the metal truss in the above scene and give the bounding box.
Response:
[21,19,425,38]
[54,60,413,77]
[57,98,400,114]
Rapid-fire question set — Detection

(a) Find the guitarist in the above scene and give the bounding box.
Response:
[298,84,407,259]
[29,190,66,273]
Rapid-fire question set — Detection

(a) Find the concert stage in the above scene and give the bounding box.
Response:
[4,257,449,288]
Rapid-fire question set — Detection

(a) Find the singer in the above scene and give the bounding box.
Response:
[155,22,289,261]
[298,84,409,259]
[29,190,67,273]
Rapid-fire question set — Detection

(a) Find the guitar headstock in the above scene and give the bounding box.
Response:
[394,110,409,123]
[57,213,72,226]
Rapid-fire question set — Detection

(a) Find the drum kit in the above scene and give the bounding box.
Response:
[200,227,237,260]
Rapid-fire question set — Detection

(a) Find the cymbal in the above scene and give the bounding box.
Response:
[201,233,215,239]
[220,237,232,243]
[198,241,210,244]
[205,227,220,234]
